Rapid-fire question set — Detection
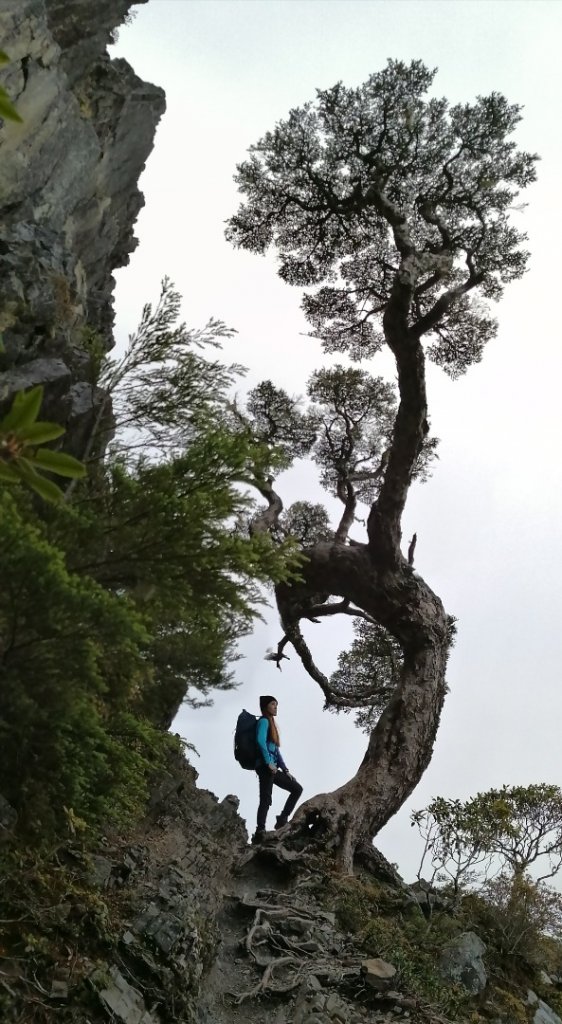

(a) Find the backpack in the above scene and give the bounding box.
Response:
[234,709,258,770]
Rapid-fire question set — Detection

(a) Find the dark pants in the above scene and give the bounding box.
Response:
[256,766,303,830]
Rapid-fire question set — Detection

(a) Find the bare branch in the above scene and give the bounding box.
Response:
[275,616,385,709]
[305,601,378,627]
[266,634,292,670]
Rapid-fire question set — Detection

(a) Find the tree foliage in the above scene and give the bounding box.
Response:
[100,278,245,460]
[472,785,562,880]
[227,59,536,376]
[0,489,169,834]
[75,280,300,718]
[329,619,404,729]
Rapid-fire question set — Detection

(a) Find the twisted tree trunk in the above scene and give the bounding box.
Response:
[262,321,452,871]
[275,541,449,873]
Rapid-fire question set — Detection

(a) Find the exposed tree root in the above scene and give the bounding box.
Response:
[223,883,464,1024]
[238,803,410,888]
[228,891,361,1005]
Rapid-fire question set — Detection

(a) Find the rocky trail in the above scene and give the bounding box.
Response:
[197,844,417,1024]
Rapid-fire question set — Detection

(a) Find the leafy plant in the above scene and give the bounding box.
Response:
[0,386,85,501]
[411,796,498,899]
[0,490,175,834]
[479,873,562,963]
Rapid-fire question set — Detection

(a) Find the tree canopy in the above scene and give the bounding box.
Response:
[228,59,536,376]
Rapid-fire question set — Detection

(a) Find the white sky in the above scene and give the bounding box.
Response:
[112,0,562,881]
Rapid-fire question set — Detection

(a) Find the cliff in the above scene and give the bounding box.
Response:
[0,0,164,455]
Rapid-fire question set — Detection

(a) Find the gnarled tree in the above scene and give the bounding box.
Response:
[226,60,537,872]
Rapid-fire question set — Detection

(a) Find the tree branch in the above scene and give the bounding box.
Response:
[250,476,283,535]
[267,634,292,670]
[305,600,378,627]
[334,481,356,543]
[410,272,485,340]
[274,602,386,709]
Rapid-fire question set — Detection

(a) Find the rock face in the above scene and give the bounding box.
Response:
[85,760,248,1024]
[0,0,165,454]
[439,930,487,995]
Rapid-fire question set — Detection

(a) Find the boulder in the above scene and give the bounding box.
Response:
[527,992,562,1024]
[408,878,450,915]
[361,957,397,990]
[439,931,487,995]
[90,966,159,1024]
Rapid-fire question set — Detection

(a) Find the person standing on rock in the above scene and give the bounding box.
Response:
[253,695,303,844]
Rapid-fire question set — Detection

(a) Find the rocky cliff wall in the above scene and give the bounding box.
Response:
[84,760,248,1024]
[0,0,164,454]
[1,751,251,1023]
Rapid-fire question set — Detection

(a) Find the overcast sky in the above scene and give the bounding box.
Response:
[112,0,562,880]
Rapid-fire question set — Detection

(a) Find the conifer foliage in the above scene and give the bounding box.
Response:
[0,282,297,838]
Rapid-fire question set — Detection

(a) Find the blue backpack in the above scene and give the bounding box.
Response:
[234,709,258,770]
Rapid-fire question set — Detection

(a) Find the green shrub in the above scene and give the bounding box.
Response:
[0,490,172,836]
[480,873,562,964]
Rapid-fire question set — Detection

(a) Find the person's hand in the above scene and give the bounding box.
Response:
[268,763,277,773]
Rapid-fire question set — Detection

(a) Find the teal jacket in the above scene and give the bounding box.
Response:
[256,716,288,771]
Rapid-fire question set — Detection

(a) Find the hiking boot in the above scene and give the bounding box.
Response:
[274,815,288,830]
[251,828,265,844]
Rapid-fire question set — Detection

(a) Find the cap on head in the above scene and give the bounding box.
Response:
[259,695,277,714]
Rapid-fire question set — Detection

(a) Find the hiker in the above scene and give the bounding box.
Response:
[253,695,303,844]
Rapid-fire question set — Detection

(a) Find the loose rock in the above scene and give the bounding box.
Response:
[361,957,397,990]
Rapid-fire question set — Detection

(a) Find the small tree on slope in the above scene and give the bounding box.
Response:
[226,60,537,872]
[414,784,562,888]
